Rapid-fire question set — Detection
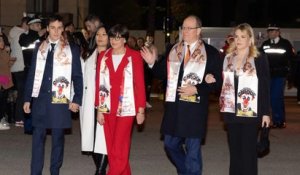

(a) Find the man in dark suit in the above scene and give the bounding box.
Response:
[23,15,83,175]
[141,15,222,175]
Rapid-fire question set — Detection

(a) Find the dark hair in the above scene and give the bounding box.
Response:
[108,24,129,41]
[137,37,145,41]
[0,33,10,47]
[84,14,102,24]
[21,17,30,25]
[146,31,154,37]
[47,15,64,26]
[64,22,74,29]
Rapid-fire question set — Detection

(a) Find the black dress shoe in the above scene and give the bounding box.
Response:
[271,124,279,129]
[278,122,286,128]
[271,122,286,129]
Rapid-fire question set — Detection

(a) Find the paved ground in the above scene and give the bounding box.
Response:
[0,96,299,175]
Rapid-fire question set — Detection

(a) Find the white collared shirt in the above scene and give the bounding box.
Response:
[184,40,198,55]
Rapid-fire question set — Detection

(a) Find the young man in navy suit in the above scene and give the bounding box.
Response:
[23,15,83,175]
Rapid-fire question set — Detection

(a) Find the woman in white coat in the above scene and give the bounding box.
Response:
[80,26,109,175]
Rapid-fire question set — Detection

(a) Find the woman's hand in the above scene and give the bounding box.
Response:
[136,113,145,125]
[205,74,216,84]
[262,115,271,127]
[136,107,145,125]
[97,112,105,125]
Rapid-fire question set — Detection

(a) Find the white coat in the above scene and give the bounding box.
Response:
[80,50,107,154]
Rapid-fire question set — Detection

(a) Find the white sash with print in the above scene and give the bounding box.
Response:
[220,71,236,113]
[32,40,72,104]
[98,50,135,116]
[220,54,258,117]
[98,55,111,113]
[116,57,136,116]
[236,75,258,117]
[166,41,207,103]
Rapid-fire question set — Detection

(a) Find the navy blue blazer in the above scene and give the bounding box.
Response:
[153,42,223,138]
[24,42,83,129]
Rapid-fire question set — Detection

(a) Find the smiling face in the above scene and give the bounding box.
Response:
[182,17,201,44]
[109,34,126,50]
[47,20,64,42]
[96,27,108,48]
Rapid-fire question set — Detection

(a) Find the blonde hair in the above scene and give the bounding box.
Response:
[227,23,260,58]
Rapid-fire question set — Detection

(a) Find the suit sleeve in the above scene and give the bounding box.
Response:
[23,44,40,102]
[151,54,168,80]
[71,44,83,105]
[259,54,271,116]
[196,45,223,96]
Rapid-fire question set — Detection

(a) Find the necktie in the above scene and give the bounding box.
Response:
[271,39,275,44]
[50,43,56,52]
[184,45,190,66]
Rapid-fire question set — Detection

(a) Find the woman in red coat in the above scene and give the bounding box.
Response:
[95,24,146,175]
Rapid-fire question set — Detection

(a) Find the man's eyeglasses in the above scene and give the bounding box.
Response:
[181,26,200,31]
[109,36,123,41]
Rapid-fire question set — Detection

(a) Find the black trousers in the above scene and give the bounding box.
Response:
[227,122,258,175]
[0,88,8,119]
[12,71,26,122]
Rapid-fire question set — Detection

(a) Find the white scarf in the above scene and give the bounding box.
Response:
[220,53,258,117]
[32,39,72,104]
[98,49,136,116]
[165,40,207,103]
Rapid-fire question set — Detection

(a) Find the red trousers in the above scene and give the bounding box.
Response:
[104,115,134,175]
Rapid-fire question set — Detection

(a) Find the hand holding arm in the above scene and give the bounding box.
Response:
[205,74,216,84]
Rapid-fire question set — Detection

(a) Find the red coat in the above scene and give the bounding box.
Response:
[95,47,146,115]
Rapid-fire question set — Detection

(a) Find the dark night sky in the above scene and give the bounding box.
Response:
[89,0,300,29]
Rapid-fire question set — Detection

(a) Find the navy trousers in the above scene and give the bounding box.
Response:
[31,127,65,175]
[270,77,286,124]
[164,135,202,175]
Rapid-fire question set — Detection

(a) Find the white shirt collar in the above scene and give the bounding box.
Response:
[184,40,198,52]
[271,37,280,44]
